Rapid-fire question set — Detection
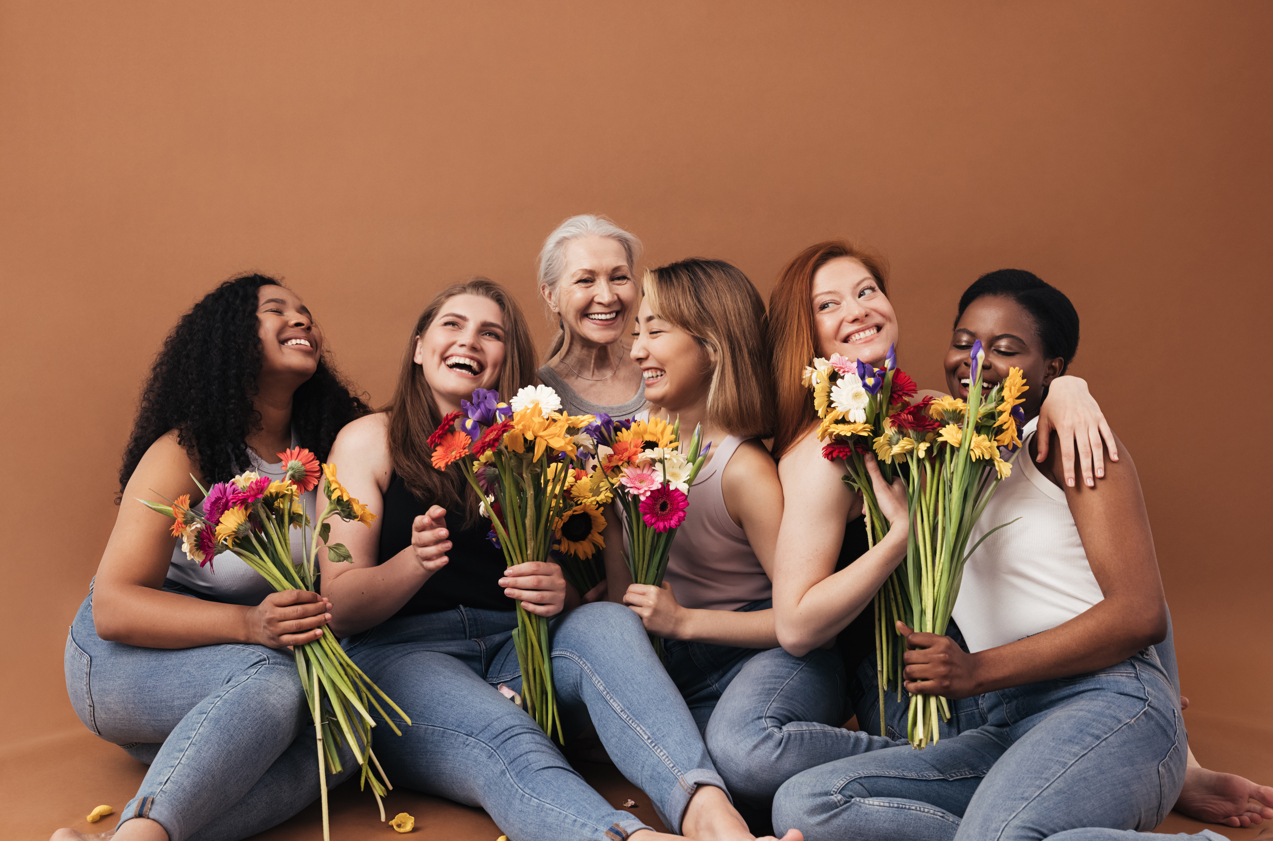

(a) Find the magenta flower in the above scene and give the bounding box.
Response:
[203,482,233,523]
[640,486,688,532]
[230,476,272,508]
[620,464,660,500]
[196,526,218,567]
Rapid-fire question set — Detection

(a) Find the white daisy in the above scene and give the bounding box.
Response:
[510,384,562,418]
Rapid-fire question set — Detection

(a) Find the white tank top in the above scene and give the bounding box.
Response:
[165,442,318,606]
[951,420,1104,653]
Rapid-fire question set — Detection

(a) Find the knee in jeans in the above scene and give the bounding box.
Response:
[558,601,643,650]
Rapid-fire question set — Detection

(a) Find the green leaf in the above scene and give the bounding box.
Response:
[327,543,353,564]
[319,522,331,544]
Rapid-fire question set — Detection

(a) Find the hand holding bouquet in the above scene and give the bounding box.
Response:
[429,385,598,742]
[143,448,409,840]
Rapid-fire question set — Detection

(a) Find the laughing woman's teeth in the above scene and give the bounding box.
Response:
[587,313,617,322]
[285,338,311,348]
[847,326,878,343]
[642,370,664,382]
[444,356,483,375]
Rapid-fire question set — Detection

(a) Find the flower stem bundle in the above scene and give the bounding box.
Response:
[142,448,410,840]
[430,385,600,742]
[809,344,1026,747]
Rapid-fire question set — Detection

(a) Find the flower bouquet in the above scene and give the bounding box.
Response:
[429,385,597,742]
[813,343,1027,747]
[805,346,916,735]
[142,448,410,840]
[594,415,709,657]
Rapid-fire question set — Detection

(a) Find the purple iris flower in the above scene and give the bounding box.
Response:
[461,388,501,436]
[856,358,882,395]
[584,412,615,444]
[700,441,712,460]
[1012,405,1026,425]
[885,344,898,371]
[969,340,984,383]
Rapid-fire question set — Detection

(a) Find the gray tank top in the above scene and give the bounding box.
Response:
[165,442,318,606]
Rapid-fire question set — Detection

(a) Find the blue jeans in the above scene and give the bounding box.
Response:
[773,647,1190,841]
[64,583,352,841]
[343,601,729,840]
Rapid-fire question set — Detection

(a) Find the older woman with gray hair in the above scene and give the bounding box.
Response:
[536,214,647,419]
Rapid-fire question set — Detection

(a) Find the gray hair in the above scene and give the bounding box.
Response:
[537,214,642,360]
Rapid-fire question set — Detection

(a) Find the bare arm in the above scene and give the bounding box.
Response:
[93,430,330,649]
[901,432,1167,698]
[623,441,782,648]
[772,431,909,657]
[319,414,444,637]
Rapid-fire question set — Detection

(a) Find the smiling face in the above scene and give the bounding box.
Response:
[414,293,507,415]
[811,257,898,367]
[543,235,637,351]
[630,297,714,415]
[944,294,1061,420]
[256,284,322,384]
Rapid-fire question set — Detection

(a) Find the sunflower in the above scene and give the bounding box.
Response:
[570,467,614,507]
[277,446,322,492]
[554,505,606,559]
[618,416,677,449]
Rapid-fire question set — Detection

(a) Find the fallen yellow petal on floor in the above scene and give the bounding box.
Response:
[389,812,414,833]
[86,805,113,823]
[497,836,508,841]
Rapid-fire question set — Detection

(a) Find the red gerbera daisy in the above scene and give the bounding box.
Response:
[890,396,940,433]
[277,446,322,492]
[427,412,465,449]
[889,369,918,406]
[431,429,472,470]
[822,441,858,462]
[639,485,689,533]
[473,419,514,457]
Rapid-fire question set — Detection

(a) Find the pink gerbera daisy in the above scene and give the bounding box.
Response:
[619,464,660,500]
[640,485,688,533]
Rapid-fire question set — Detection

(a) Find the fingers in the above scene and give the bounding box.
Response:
[1180,694,1190,711]
[504,561,559,577]
[267,589,325,606]
[1034,415,1052,462]
[582,580,607,604]
[1100,417,1119,462]
[1087,423,1105,481]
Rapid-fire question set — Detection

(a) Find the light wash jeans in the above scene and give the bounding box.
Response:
[64,582,352,841]
[773,646,1191,841]
[343,600,729,841]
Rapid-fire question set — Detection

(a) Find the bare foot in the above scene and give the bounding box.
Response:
[50,830,113,840]
[1174,765,1273,827]
[628,785,802,841]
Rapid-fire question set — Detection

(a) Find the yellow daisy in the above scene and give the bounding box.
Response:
[928,396,967,423]
[969,433,997,461]
[214,505,250,547]
[937,423,963,448]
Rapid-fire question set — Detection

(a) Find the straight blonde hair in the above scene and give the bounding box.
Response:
[643,259,775,440]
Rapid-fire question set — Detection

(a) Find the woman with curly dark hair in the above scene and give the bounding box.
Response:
[54,274,368,841]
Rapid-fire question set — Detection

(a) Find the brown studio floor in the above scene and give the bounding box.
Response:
[9,705,1271,841]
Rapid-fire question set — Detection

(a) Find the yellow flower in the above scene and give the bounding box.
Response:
[969,433,996,461]
[87,805,113,823]
[571,467,614,506]
[264,480,305,527]
[828,421,873,438]
[937,423,963,448]
[993,455,1013,479]
[390,812,415,833]
[618,417,677,449]
[214,506,250,547]
[1000,366,1028,409]
[872,434,892,462]
[929,396,967,423]
[994,418,1021,449]
[554,504,606,559]
[813,379,833,417]
[232,470,262,490]
[322,464,377,527]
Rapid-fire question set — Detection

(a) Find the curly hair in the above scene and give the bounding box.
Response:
[117,273,369,500]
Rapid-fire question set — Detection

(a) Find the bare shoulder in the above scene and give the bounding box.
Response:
[722,439,782,501]
[725,439,779,478]
[778,428,846,484]
[329,413,393,489]
[125,430,202,500]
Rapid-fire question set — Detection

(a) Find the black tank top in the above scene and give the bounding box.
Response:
[377,473,514,616]
[836,517,877,691]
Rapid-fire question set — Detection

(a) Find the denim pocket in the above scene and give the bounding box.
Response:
[64,629,99,736]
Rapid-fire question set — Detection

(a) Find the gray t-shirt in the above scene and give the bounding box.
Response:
[536,365,647,421]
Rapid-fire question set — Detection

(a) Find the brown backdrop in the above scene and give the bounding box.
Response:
[2,1,1270,838]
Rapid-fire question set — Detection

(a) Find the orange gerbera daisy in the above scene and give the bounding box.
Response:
[431,430,472,470]
[170,494,192,538]
[277,446,321,492]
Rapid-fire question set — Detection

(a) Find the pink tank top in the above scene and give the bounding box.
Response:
[663,434,773,611]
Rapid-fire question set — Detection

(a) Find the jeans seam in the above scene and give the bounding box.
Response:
[66,626,99,737]
[552,648,691,792]
[145,652,273,813]
[415,720,643,837]
[760,655,813,735]
[987,690,1151,841]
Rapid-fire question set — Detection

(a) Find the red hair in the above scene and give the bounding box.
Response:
[768,240,891,458]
